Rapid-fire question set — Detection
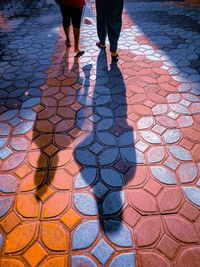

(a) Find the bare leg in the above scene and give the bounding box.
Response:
[63,26,71,46]
[73,27,81,53]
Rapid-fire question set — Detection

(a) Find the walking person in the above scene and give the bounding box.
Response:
[95,0,124,62]
[55,0,86,57]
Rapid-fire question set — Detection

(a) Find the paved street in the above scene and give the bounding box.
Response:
[0,0,200,266]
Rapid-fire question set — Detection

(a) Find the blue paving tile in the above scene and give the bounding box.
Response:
[0,110,18,121]
[151,166,177,185]
[0,174,18,193]
[9,117,21,126]
[183,187,200,207]
[33,72,47,79]
[119,131,135,147]
[75,149,96,166]
[72,221,99,250]
[29,79,45,87]
[163,129,181,144]
[0,138,7,149]
[95,95,111,105]
[76,134,94,148]
[104,220,133,247]
[75,168,97,189]
[101,168,124,187]
[17,72,32,80]
[99,148,119,166]
[0,81,13,89]
[0,90,8,98]
[39,59,50,66]
[20,109,36,120]
[141,131,161,144]
[95,106,113,117]
[22,97,41,108]
[89,142,104,154]
[97,132,117,146]
[22,65,34,72]
[0,197,14,217]
[14,80,28,88]
[110,253,135,267]
[77,95,93,106]
[96,118,113,131]
[191,83,200,96]
[0,148,13,160]
[11,137,28,151]
[92,240,114,265]
[91,182,108,198]
[77,107,93,119]
[13,121,34,135]
[36,64,50,71]
[179,164,197,183]
[71,256,97,267]
[74,193,98,216]
[120,147,139,164]
[19,95,31,102]
[168,146,192,161]
[28,88,42,97]
[178,83,191,93]
[0,124,10,136]
[103,191,125,215]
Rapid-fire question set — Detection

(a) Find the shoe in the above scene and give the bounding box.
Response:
[111,54,119,62]
[74,50,85,57]
[96,42,106,49]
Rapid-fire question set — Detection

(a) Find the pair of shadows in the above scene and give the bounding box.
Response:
[34,50,137,233]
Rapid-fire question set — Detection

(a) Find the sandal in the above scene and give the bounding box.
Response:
[96,42,106,49]
[111,54,119,62]
[74,50,85,57]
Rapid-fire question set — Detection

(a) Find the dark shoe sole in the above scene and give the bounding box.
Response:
[74,51,85,57]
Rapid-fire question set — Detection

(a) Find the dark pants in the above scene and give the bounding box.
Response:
[96,0,123,53]
[60,4,83,29]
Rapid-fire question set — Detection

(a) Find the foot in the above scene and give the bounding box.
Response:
[65,40,71,47]
[74,49,85,57]
[96,42,106,49]
[111,52,119,62]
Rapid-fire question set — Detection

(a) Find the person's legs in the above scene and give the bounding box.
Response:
[60,4,71,46]
[71,7,84,55]
[96,0,107,47]
[106,0,123,58]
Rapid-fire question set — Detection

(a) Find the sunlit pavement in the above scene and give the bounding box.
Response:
[0,0,200,266]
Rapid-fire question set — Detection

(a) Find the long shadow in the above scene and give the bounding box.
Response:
[124,0,200,85]
[74,50,136,235]
[32,50,81,200]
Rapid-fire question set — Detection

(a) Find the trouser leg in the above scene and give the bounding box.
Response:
[96,0,107,45]
[106,0,123,53]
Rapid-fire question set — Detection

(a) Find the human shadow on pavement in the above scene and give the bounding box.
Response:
[31,50,81,201]
[74,50,137,235]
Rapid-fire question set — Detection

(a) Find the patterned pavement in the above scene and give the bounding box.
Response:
[0,0,200,266]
